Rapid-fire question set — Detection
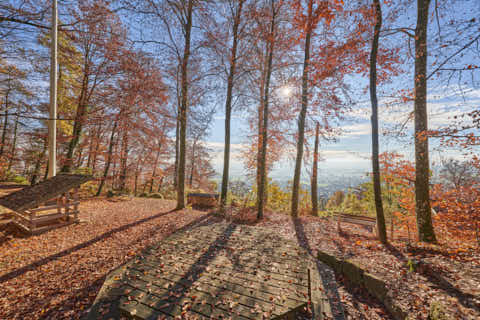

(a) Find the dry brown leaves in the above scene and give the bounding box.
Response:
[0,198,215,319]
[242,210,480,320]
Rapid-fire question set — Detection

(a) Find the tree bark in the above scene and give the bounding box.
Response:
[257,0,276,220]
[31,138,47,185]
[0,89,10,159]
[174,116,179,188]
[370,0,387,244]
[96,121,117,196]
[62,72,89,173]
[157,176,164,193]
[119,123,129,191]
[311,122,319,216]
[291,0,313,217]
[134,155,143,196]
[220,0,244,212]
[176,0,193,210]
[189,140,196,188]
[92,123,103,174]
[150,139,162,193]
[8,113,19,172]
[76,144,84,168]
[414,0,436,243]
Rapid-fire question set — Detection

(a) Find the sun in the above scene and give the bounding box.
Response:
[278,85,294,100]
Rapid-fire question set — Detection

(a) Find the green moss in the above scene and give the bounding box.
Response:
[364,273,388,301]
[429,301,447,320]
[342,260,364,286]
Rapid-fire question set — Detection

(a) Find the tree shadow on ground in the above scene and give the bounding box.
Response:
[292,217,346,320]
[25,213,218,319]
[385,244,479,312]
[88,222,237,319]
[0,209,211,283]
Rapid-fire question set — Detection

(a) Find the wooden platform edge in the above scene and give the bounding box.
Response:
[84,260,134,320]
[308,259,333,320]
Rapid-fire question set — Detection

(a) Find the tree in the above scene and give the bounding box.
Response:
[291,0,314,218]
[176,0,194,209]
[257,0,277,220]
[220,0,245,212]
[61,0,124,173]
[369,0,387,243]
[440,158,478,190]
[414,0,436,243]
[311,121,319,215]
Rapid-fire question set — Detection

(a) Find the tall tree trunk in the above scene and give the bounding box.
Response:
[257,0,276,220]
[92,124,103,174]
[256,80,265,202]
[189,141,196,188]
[291,0,313,217]
[62,72,88,173]
[86,130,94,168]
[111,141,118,190]
[370,0,387,244]
[220,0,244,211]
[43,156,49,180]
[311,122,319,216]
[119,124,129,191]
[96,121,117,196]
[157,176,164,193]
[176,0,193,210]
[414,0,436,243]
[31,138,47,185]
[134,155,142,196]
[0,90,9,159]
[76,144,84,168]
[86,123,99,168]
[150,121,167,193]
[8,113,19,172]
[174,116,179,188]
[150,140,162,193]
[134,172,139,196]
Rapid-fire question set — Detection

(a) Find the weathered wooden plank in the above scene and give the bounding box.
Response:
[88,222,336,320]
[144,252,309,287]
[122,277,267,319]
[308,260,332,320]
[168,227,303,250]
[161,236,309,262]
[149,240,311,273]
[127,263,306,310]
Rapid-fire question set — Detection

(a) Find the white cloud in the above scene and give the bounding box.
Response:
[339,123,371,137]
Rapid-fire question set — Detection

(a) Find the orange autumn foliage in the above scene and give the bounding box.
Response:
[380,152,480,248]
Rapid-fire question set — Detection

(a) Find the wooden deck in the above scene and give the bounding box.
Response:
[87,223,333,319]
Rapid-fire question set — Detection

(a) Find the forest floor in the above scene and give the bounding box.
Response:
[0,198,477,319]
[230,207,480,319]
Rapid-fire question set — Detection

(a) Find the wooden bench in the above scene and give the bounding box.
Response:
[187,193,219,208]
[337,213,377,234]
